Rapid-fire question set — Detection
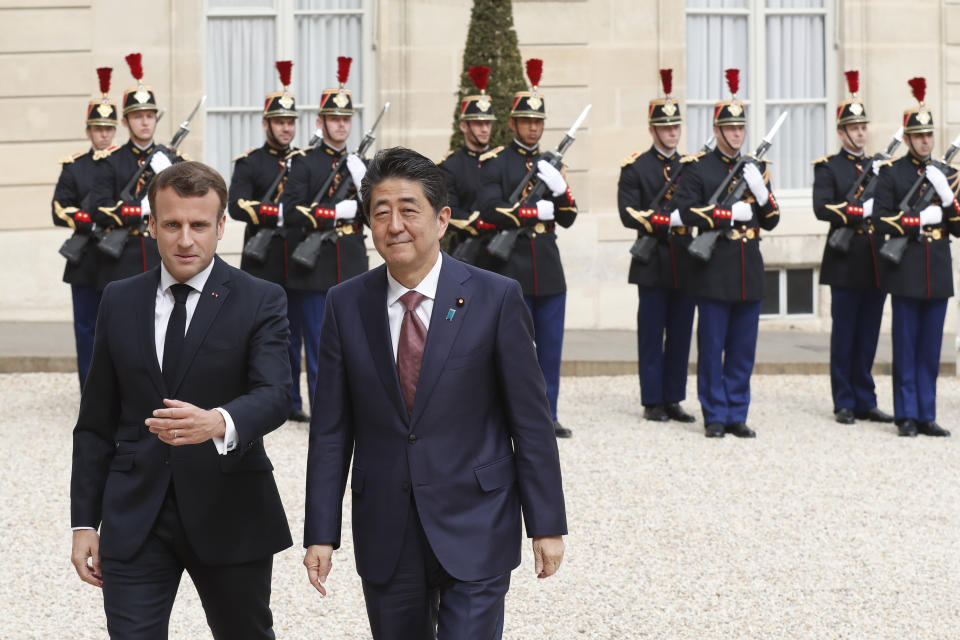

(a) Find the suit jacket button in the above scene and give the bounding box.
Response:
[401,481,410,491]
[408,434,417,443]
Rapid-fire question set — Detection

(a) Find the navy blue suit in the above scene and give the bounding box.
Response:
[304,253,567,638]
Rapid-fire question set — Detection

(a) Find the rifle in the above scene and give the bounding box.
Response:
[827,126,904,253]
[688,110,789,263]
[879,131,960,264]
[487,104,592,261]
[629,135,716,265]
[242,129,324,264]
[292,102,390,270]
[99,96,206,259]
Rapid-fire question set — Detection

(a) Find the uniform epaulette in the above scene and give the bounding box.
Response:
[179,152,192,162]
[92,146,118,161]
[286,148,308,159]
[232,147,257,162]
[59,150,86,164]
[680,151,706,164]
[875,159,894,168]
[620,151,641,168]
[438,149,455,164]
[811,155,830,165]
[479,146,503,163]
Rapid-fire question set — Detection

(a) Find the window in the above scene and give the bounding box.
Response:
[761,267,816,316]
[685,0,833,192]
[205,0,370,179]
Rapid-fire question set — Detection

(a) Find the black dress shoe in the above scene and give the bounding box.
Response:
[704,422,725,438]
[553,420,572,438]
[288,408,310,423]
[643,405,670,422]
[855,407,895,423]
[725,422,756,438]
[834,408,855,424]
[664,403,696,423]
[917,421,951,437]
[896,419,918,437]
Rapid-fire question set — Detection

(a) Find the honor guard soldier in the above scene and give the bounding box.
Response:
[441,65,500,267]
[873,78,960,437]
[673,69,780,438]
[476,59,578,438]
[52,68,118,389]
[228,61,308,422]
[88,53,184,289]
[812,70,894,426]
[617,69,697,424]
[281,56,368,413]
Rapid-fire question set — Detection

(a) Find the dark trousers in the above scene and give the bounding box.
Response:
[696,298,761,425]
[890,295,947,422]
[829,286,886,413]
[71,284,102,390]
[636,285,695,406]
[523,293,565,420]
[361,498,510,640]
[101,487,275,640]
[286,289,325,412]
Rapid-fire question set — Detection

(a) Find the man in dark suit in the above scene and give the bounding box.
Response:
[70,161,293,638]
[303,147,567,639]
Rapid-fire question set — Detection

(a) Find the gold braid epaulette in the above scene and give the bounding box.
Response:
[811,155,829,165]
[479,146,504,163]
[232,147,257,162]
[92,146,118,161]
[620,151,641,168]
[680,151,706,164]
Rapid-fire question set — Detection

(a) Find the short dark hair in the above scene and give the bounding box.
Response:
[360,147,448,219]
[148,161,228,219]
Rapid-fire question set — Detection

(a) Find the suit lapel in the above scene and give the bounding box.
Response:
[138,267,166,396]
[360,265,408,422]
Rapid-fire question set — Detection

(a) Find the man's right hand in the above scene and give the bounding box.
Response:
[303,544,334,596]
[71,529,102,588]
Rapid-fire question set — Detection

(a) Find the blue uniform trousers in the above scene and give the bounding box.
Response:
[696,299,761,425]
[636,285,695,406]
[71,284,102,390]
[523,294,565,420]
[890,295,947,423]
[286,289,325,413]
[829,287,886,413]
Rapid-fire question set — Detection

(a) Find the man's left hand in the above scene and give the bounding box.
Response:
[532,535,564,579]
[146,398,226,446]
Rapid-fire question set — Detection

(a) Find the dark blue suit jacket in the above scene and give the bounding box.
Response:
[71,255,293,565]
[304,253,567,583]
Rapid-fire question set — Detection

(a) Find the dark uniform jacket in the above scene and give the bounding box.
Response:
[228,142,296,285]
[673,147,780,302]
[52,149,102,287]
[475,140,578,296]
[812,150,882,289]
[617,146,695,289]
[280,141,368,292]
[874,153,960,300]
[440,146,501,267]
[88,141,183,290]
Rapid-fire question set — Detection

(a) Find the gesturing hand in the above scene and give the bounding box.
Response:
[532,535,565,579]
[304,544,334,596]
[71,529,102,588]
[145,398,226,446]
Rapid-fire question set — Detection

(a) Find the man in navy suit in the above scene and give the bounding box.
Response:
[303,147,567,639]
[70,161,292,638]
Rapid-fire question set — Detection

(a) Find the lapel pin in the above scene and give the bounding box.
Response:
[446,309,456,322]
[456,297,465,307]
[211,292,219,298]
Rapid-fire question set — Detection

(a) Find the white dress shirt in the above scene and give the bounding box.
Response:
[386,252,443,360]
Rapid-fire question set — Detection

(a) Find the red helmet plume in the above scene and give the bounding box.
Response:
[96,67,112,95]
[725,68,739,96]
[125,53,143,81]
[275,60,293,88]
[908,77,926,104]
[468,66,492,93]
[659,69,673,97]
[525,58,543,88]
[337,56,353,85]
[844,70,859,96]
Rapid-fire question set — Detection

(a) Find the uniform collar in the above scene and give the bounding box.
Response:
[841,147,864,161]
[908,152,930,165]
[462,146,486,158]
[651,144,677,161]
[263,141,289,156]
[511,139,539,155]
[129,140,155,155]
[320,140,347,157]
[714,146,739,163]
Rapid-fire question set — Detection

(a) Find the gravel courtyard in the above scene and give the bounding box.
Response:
[2,372,958,639]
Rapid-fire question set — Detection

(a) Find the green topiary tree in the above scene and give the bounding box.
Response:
[449,0,527,151]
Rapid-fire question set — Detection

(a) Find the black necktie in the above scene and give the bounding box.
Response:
[162,283,192,391]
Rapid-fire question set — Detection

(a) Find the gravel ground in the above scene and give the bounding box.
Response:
[2,372,959,639]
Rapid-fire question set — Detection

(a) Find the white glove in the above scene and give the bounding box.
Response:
[537,160,567,197]
[731,201,753,222]
[277,203,284,227]
[862,198,873,219]
[919,204,943,226]
[346,154,366,187]
[140,195,151,216]
[925,165,954,206]
[536,199,555,221]
[150,151,172,174]
[335,199,358,220]
[871,162,880,176]
[668,208,683,228]
[742,162,769,206]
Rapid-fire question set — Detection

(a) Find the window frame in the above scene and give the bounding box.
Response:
[760,266,819,318]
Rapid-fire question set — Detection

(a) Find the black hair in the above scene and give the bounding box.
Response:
[359,146,448,219]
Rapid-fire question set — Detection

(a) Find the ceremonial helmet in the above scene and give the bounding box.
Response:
[836,70,868,126]
[713,68,746,126]
[264,60,296,118]
[460,66,496,121]
[318,56,355,116]
[510,59,546,119]
[121,53,158,115]
[649,68,681,126]
[903,77,934,134]
[86,67,118,127]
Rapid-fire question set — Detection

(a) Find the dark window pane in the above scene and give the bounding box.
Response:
[786,269,814,314]
[761,270,780,314]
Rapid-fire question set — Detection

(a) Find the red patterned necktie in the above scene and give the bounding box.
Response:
[397,290,427,414]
